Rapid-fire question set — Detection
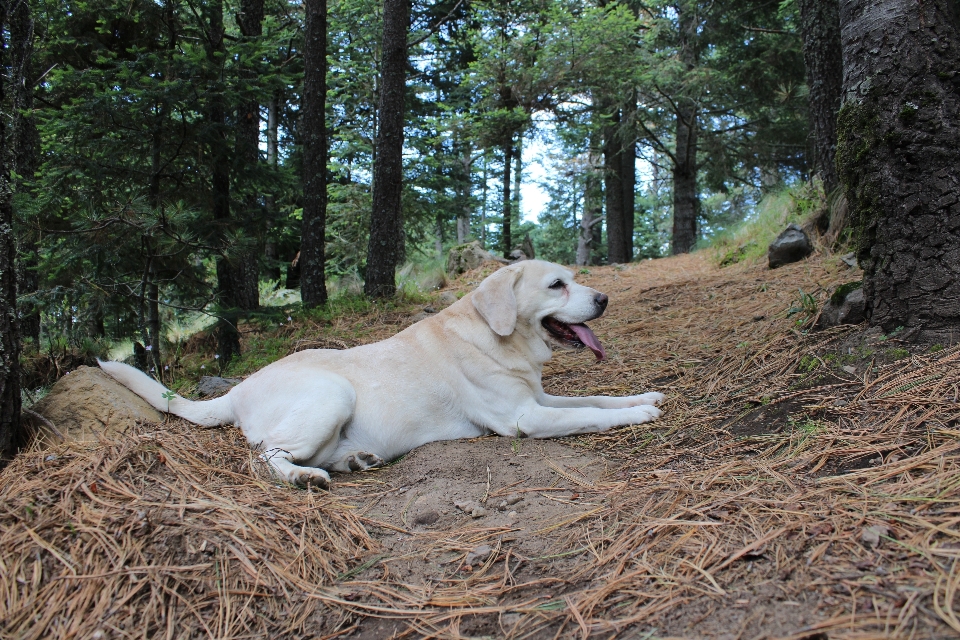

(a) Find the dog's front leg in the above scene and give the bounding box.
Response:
[540,392,665,409]
[503,401,661,439]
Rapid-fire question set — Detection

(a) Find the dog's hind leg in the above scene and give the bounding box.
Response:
[260,448,333,489]
[237,370,356,489]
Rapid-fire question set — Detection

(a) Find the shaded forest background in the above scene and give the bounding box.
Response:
[7,0,823,370]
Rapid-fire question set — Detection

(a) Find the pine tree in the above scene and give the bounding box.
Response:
[300,0,328,307]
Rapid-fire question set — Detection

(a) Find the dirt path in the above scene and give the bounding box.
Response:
[3,253,959,639]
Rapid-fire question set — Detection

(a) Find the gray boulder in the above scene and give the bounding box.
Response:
[196,376,242,398]
[816,282,866,329]
[768,223,813,268]
[446,241,505,275]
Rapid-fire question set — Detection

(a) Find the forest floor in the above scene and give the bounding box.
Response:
[3,252,960,639]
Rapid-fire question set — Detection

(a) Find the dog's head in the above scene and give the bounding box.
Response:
[471,260,609,360]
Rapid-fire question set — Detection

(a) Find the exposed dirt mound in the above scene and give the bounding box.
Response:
[26,365,162,442]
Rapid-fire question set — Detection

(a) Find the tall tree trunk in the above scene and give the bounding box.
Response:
[456,146,471,243]
[836,0,960,340]
[0,3,22,456]
[501,141,513,257]
[301,0,328,307]
[577,151,603,266]
[512,138,522,235]
[671,3,700,255]
[264,94,281,281]
[231,0,263,310]
[797,0,843,198]
[11,0,39,345]
[621,94,636,262]
[205,0,241,364]
[480,153,488,248]
[603,107,626,263]
[365,0,408,298]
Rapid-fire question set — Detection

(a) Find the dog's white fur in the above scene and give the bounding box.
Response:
[100,260,663,488]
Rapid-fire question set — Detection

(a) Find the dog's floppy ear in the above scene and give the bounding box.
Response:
[472,266,519,336]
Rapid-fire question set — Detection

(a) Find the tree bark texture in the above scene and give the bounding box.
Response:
[621,97,636,261]
[228,0,262,312]
[206,0,242,363]
[11,0,39,344]
[604,108,627,263]
[501,141,513,257]
[671,2,700,255]
[837,0,960,339]
[797,0,843,196]
[365,0,408,298]
[0,4,22,456]
[577,152,603,266]
[300,0,328,307]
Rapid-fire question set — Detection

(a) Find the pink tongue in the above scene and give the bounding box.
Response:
[570,324,606,361]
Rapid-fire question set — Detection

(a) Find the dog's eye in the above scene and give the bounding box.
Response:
[548,280,565,289]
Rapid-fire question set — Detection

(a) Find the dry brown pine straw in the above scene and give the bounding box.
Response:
[2,252,959,639]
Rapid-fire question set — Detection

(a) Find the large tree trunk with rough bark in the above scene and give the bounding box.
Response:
[300,0,328,307]
[837,0,960,340]
[797,0,843,198]
[365,0,408,298]
[603,107,627,263]
[0,5,22,457]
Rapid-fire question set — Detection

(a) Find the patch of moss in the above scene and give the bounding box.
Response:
[830,280,863,305]
[836,101,883,261]
[887,347,909,360]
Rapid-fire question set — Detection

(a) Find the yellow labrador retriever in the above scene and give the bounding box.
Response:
[100,260,663,488]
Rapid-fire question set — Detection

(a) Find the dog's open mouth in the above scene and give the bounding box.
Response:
[542,317,606,361]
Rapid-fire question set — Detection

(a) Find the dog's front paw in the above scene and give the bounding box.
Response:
[345,451,385,472]
[626,404,662,424]
[634,392,665,406]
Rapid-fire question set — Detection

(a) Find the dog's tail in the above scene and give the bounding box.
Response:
[98,360,234,427]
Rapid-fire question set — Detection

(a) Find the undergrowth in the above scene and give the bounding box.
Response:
[708,181,824,267]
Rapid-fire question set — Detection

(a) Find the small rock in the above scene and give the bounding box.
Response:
[413,511,440,526]
[438,291,458,306]
[842,365,857,374]
[465,544,493,566]
[861,524,890,548]
[422,306,437,314]
[833,399,849,407]
[505,493,523,505]
[768,223,813,269]
[840,252,858,268]
[507,510,518,521]
[816,282,865,330]
[497,500,508,510]
[454,500,488,518]
[196,376,242,398]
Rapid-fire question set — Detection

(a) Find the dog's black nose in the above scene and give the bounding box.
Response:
[595,293,609,312]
